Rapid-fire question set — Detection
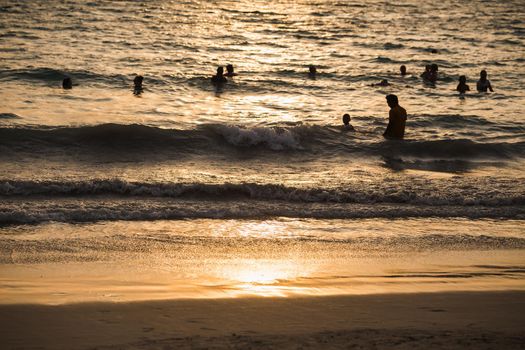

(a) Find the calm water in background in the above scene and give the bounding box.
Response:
[1,0,524,303]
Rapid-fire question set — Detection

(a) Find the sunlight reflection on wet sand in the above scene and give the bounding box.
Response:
[1,218,524,304]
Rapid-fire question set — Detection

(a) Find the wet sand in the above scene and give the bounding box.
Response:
[1,291,524,349]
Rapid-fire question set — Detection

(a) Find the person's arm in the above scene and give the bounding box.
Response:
[488,81,494,92]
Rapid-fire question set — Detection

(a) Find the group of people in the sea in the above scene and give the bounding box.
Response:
[456,69,494,94]
[211,63,409,139]
[353,65,493,139]
[59,60,494,141]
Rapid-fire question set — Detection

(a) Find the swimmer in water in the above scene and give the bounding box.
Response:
[211,66,227,86]
[383,94,407,140]
[373,79,390,87]
[62,77,72,89]
[476,70,494,92]
[429,63,439,82]
[420,65,432,81]
[133,75,144,95]
[400,65,407,76]
[342,113,355,131]
[308,65,317,79]
[224,64,237,77]
[456,75,470,95]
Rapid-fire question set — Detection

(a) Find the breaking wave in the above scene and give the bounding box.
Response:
[1,123,523,159]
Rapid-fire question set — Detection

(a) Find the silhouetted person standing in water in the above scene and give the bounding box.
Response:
[342,113,355,131]
[383,94,407,139]
[308,65,317,79]
[400,65,407,76]
[476,70,493,92]
[133,75,144,95]
[62,77,72,89]
[420,65,432,81]
[211,66,227,86]
[429,63,439,82]
[457,75,470,94]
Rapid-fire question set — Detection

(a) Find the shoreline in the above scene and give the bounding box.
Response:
[1,291,524,349]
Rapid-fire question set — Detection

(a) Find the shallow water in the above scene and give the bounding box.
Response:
[1,219,524,304]
[1,0,524,303]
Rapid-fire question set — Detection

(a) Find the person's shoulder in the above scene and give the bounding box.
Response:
[396,105,407,113]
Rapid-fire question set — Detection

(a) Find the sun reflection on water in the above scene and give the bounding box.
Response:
[220,258,316,297]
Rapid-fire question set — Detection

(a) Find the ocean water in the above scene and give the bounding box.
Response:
[0,0,524,303]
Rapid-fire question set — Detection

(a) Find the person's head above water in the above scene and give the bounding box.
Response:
[216,66,224,76]
[309,65,317,75]
[226,64,234,74]
[480,69,488,80]
[342,113,351,125]
[62,77,72,89]
[431,63,438,72]
[134,75,143,88]
[459,75,467,84]
[386,94,399,108]
[400,65,407,75]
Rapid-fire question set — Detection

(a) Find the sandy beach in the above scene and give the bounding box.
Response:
[1,291,524,349]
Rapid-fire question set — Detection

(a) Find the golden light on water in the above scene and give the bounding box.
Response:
[220,258,316,297]
[211,220,291,238]
[209,220,315,296]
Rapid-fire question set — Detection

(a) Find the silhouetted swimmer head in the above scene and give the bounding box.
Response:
[342,113,351,125]
[431,64,438,72]
[134,75,143,88]
[431,49,438,54]
[421,65,431,80]
[224,64,236,77]
[308,65,317,78]
[62,77,72,89]
[480,69,487,79]
[133,75,144,95]
[211,66,228,86]
[342,113,355,131]
[476,69,493,92]
[400,65,407,76]
[457,75,470,94]
[386,94,399,108]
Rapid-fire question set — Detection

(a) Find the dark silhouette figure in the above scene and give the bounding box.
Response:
[373,79,390,87]
[456,75,470,94]
[211,66,227,86]
[342,113,355,131]
[476,70,493,92]
[133,75,144,95]
[429,63,439,82]
[224,64,237,77]
[400,65,407,76]
[420,65,432,81]
[308,65,317,79]
[431,49,438,54]
[62,77,72,89]
[383,94,407,140]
